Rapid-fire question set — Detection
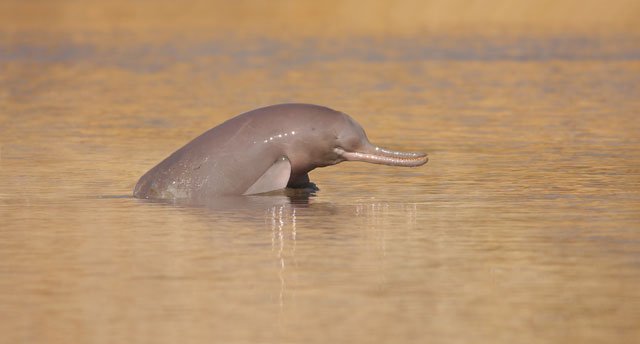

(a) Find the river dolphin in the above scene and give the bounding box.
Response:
[133,103,428,201]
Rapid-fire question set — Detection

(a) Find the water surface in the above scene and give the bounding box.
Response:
[1,7,640,344]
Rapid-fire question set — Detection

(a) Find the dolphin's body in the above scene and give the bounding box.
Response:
[134,103,428,201]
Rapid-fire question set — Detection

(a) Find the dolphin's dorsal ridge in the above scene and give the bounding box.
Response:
[243,156,292,195]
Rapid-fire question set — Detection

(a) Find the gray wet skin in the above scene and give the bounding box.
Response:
[133,103,428,201]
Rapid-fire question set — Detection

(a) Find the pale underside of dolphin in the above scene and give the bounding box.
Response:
[133,103,428,202]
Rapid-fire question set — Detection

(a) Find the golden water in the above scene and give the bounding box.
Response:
[1,2,640,343]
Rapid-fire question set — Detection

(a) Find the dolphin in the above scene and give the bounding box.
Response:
[133,103,428,201]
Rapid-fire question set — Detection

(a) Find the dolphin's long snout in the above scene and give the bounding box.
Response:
[335,144,428,167]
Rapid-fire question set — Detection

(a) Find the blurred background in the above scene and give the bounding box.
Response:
[2,0,639,36]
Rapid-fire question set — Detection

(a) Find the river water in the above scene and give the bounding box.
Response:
[1,3,640,344]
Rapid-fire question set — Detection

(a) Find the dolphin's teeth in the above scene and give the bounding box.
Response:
[336,148,428,167]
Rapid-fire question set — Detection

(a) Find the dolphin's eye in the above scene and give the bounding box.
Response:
[342,136,362,151]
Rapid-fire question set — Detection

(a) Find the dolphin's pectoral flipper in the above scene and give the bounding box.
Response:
[243,156,292,195]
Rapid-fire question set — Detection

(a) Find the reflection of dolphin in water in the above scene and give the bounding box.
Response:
[141,189,314,211]
[134,103,428,202]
